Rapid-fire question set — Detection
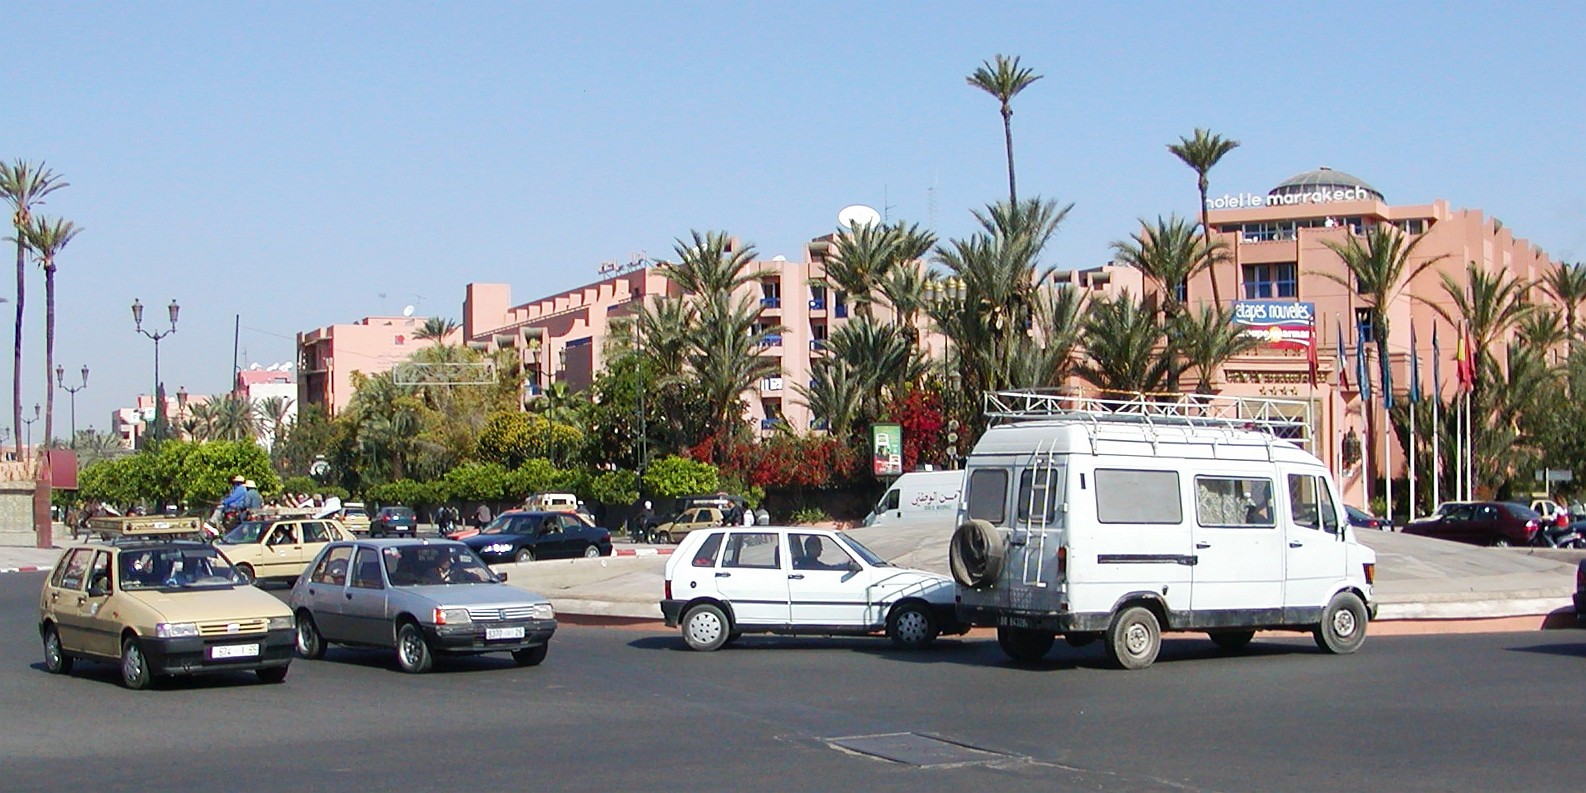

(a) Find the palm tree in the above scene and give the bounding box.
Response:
[793,359,866,439]
[528,380,584,426]
[967,55,1042,205]
[1171,304,1263,393]
[22,217,80,450]
[1073,293,1177,394]
[254,395,295,448]
[1539,261,1586,351]
[0,161,67,458]
[1432,261,1534,371]
[824,221,899,319]
[662,230,765,295]
[212,396,259,442]
[1167,129,1239,306]
[686,293,780,450]
[824,315,926,421]
[414,316,460,345]
[1110,215,1226,320]
[1517,309,1565,355]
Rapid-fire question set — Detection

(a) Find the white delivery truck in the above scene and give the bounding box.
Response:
[863,470,965,528]
[951,391,1376,670]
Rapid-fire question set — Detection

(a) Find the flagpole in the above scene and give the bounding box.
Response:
[1384,395,1393,527]
[1409,395,1416,521]
[1432,388,1441,510]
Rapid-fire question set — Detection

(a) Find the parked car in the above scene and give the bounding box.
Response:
[214,513,355,584]
[652,506,728,544]
[1402,501,1540,547]
[40,517,294,689]
[461,510,613,562]
[340,502,371,534]
[289,538,556,673]
[1345,505,1388,531]
[1575,559,1586,626]
[371,506,418,538]
[661,526,967,651]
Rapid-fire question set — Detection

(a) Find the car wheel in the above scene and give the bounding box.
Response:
[659,531,673,544]
[1209,630,1255,652]
[1491,537,1511,548]
[235,563,256,585]
[681,603,730,652]
[396,622,433,673]
[582,544,600,559]
[1063,632,1099,648]
[996,626,1054,662]
[120,637,153,690]
[43,625,72,675]
[514,547,535,564]
[512,644,548,667]
[887,602,939,650]
[1106,606,1162,670]
[1313,591,1368,655]
[256,665,289,684]
[296,612,326,660]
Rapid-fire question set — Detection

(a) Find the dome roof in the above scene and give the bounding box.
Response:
[1268,166,1382,202]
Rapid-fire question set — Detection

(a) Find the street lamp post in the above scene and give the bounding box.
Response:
[21,403,39,451]
[55,364,88,448]
[132,298,180,443]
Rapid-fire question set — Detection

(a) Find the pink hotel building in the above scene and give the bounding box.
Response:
[296,167,1564,510]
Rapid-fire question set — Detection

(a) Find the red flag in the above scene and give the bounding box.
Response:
[1335,317,1349,390]
[1455,323,1475,392]
[1307,322,1319,387]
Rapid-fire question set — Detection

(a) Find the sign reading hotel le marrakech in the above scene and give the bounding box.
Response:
[1232,301,1315,351]
[1205,186,1373,210]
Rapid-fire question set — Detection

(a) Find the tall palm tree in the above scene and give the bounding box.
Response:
[967,55,1042,205]
[824,221,899,319]
[212,396,259,442]
[1110,215,1226,320]
[824,315,926,421]
[22,216,80,450]
[663,230,765,295]
[793,359,866,439]
[1167,129,1239,306]
[414,316,460,345]
[1517,309,1566,355]
[1539,261,1586,351]
[254,395,295,448]
[1072,293,1177,394]
[1171,304,1263,393]
[686,293,780,449]
[0,161,67,458]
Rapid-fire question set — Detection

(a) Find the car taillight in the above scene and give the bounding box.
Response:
[1526,520,1538,537]
[664,579,672,600]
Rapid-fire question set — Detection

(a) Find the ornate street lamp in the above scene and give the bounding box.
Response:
[56,364,88,449]
[132,298,180,443]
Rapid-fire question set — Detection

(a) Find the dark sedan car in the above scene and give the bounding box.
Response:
[1345,505,1388,531]
[463,510,613,563]
[1402,501,1540,547]
[1575,559,1585,626]
[371,506,417,538]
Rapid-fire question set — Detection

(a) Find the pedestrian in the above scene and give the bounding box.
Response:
[473,502,492,529]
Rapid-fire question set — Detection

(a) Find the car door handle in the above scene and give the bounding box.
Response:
[715,572,731,578]
[1289,541,1303,548]
[1195,541,1211,549]
[788,574,805,580]
[345,593,354,600]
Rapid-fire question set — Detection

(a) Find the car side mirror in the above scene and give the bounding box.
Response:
[497,572,509,582]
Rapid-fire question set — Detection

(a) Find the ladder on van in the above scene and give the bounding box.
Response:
[983,390,1313,451]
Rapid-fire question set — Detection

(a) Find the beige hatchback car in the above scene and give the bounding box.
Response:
[39,519,295,689]
[214,513,355,584]
[653,507,727,544]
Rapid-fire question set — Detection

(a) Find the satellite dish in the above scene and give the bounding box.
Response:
[771,255,787,262]
[265,363,280,372]
[402,305,415,317]
[281,362,293,371]
[837,204,881,230]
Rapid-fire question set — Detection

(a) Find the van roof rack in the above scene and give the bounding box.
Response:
[85,515,206,540]
[983,389,1312,448]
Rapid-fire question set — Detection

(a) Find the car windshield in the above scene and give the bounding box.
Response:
[383,545,498,586]
[218,521,268,545]
[119,547,240,591]
[1345,506,1368,520]
[479,515,517,535]
[836,535,888,567]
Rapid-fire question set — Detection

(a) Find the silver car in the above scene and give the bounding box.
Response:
[289,539,556,673]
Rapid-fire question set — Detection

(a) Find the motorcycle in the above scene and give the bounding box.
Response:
[1533,521,1586,549]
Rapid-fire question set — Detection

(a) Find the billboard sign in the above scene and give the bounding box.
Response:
[871,423,903,477]
[1232,300,1316,351]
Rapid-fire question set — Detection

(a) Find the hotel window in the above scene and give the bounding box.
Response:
[1395,219,1426,235]
[1242,263,1297,299]
[761,279,782,308]
[808,283,827,310]
[1173,279,1188,305]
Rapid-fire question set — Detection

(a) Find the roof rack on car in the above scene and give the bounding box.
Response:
[85,515,206,540]
[983,389,1313,449]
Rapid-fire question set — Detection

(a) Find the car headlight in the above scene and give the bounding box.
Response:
[268,615,294,631]
[530,603,555,621]
[483,543,513,554]
[433,607,472,625]
[155,622,199,638]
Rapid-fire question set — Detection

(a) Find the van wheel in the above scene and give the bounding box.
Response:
[887,602,938,650]
[997,626,1054,662]
[1209,630,1255,652]
[681,604,730,652]
[949,520,1004,588]
[43,625,72,675]
[1063,632,1099,648]
[1313,591,1368,654]
[1106,606,1161,670]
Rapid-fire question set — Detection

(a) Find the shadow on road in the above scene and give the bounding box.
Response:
[1505,641,1586,658]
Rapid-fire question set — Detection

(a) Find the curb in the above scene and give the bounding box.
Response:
[612,548,673,557]
[0,566,48,574]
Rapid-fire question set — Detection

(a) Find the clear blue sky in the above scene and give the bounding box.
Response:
[5,1,1584,435]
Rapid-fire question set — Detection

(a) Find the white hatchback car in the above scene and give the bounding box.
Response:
[660,526,964,651]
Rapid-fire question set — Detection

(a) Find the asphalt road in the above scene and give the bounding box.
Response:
[3,569,1584,793]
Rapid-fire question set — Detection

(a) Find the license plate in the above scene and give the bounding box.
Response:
[485,626,525,641]
[210,643,260,659]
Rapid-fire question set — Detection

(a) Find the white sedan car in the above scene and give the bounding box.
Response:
[660,526,965,651]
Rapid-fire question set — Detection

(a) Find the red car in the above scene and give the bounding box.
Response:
[1402,501,1539,547]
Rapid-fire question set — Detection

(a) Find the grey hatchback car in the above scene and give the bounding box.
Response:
[289,538,556,673]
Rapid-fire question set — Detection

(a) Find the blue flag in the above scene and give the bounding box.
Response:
[1408,324,1421,403]
[1380,336,1393,409]
[1432,324,1441,395]
[1356,322,1371,401]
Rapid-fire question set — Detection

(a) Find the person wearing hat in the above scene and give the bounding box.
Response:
[243,480,263,511]
[221,475,249,510]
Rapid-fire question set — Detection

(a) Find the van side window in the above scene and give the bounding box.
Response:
[1317,478,1340,534]
[1195,476,1275,527]
[880,489,900,512]
[1017,466,1064,524]
[966,469,1009,524]
[1095,469,1182,524]
[1287,474,1328,531]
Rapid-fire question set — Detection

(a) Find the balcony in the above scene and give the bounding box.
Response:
[833,304,848,319]
[808,298,826,310]
[760,297,782,309]
[760,417,787,430]
[760,376,784,392]
[809,339,827,352]
[757,334,783,349]
[809,418,829,431]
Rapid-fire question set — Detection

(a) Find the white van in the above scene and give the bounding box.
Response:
[864,470,965,528]
[952,392,1376,670]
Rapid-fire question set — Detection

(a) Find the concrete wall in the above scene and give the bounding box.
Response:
[0,481,41,547]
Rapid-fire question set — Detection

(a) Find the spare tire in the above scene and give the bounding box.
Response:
[949,519,1004,588]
